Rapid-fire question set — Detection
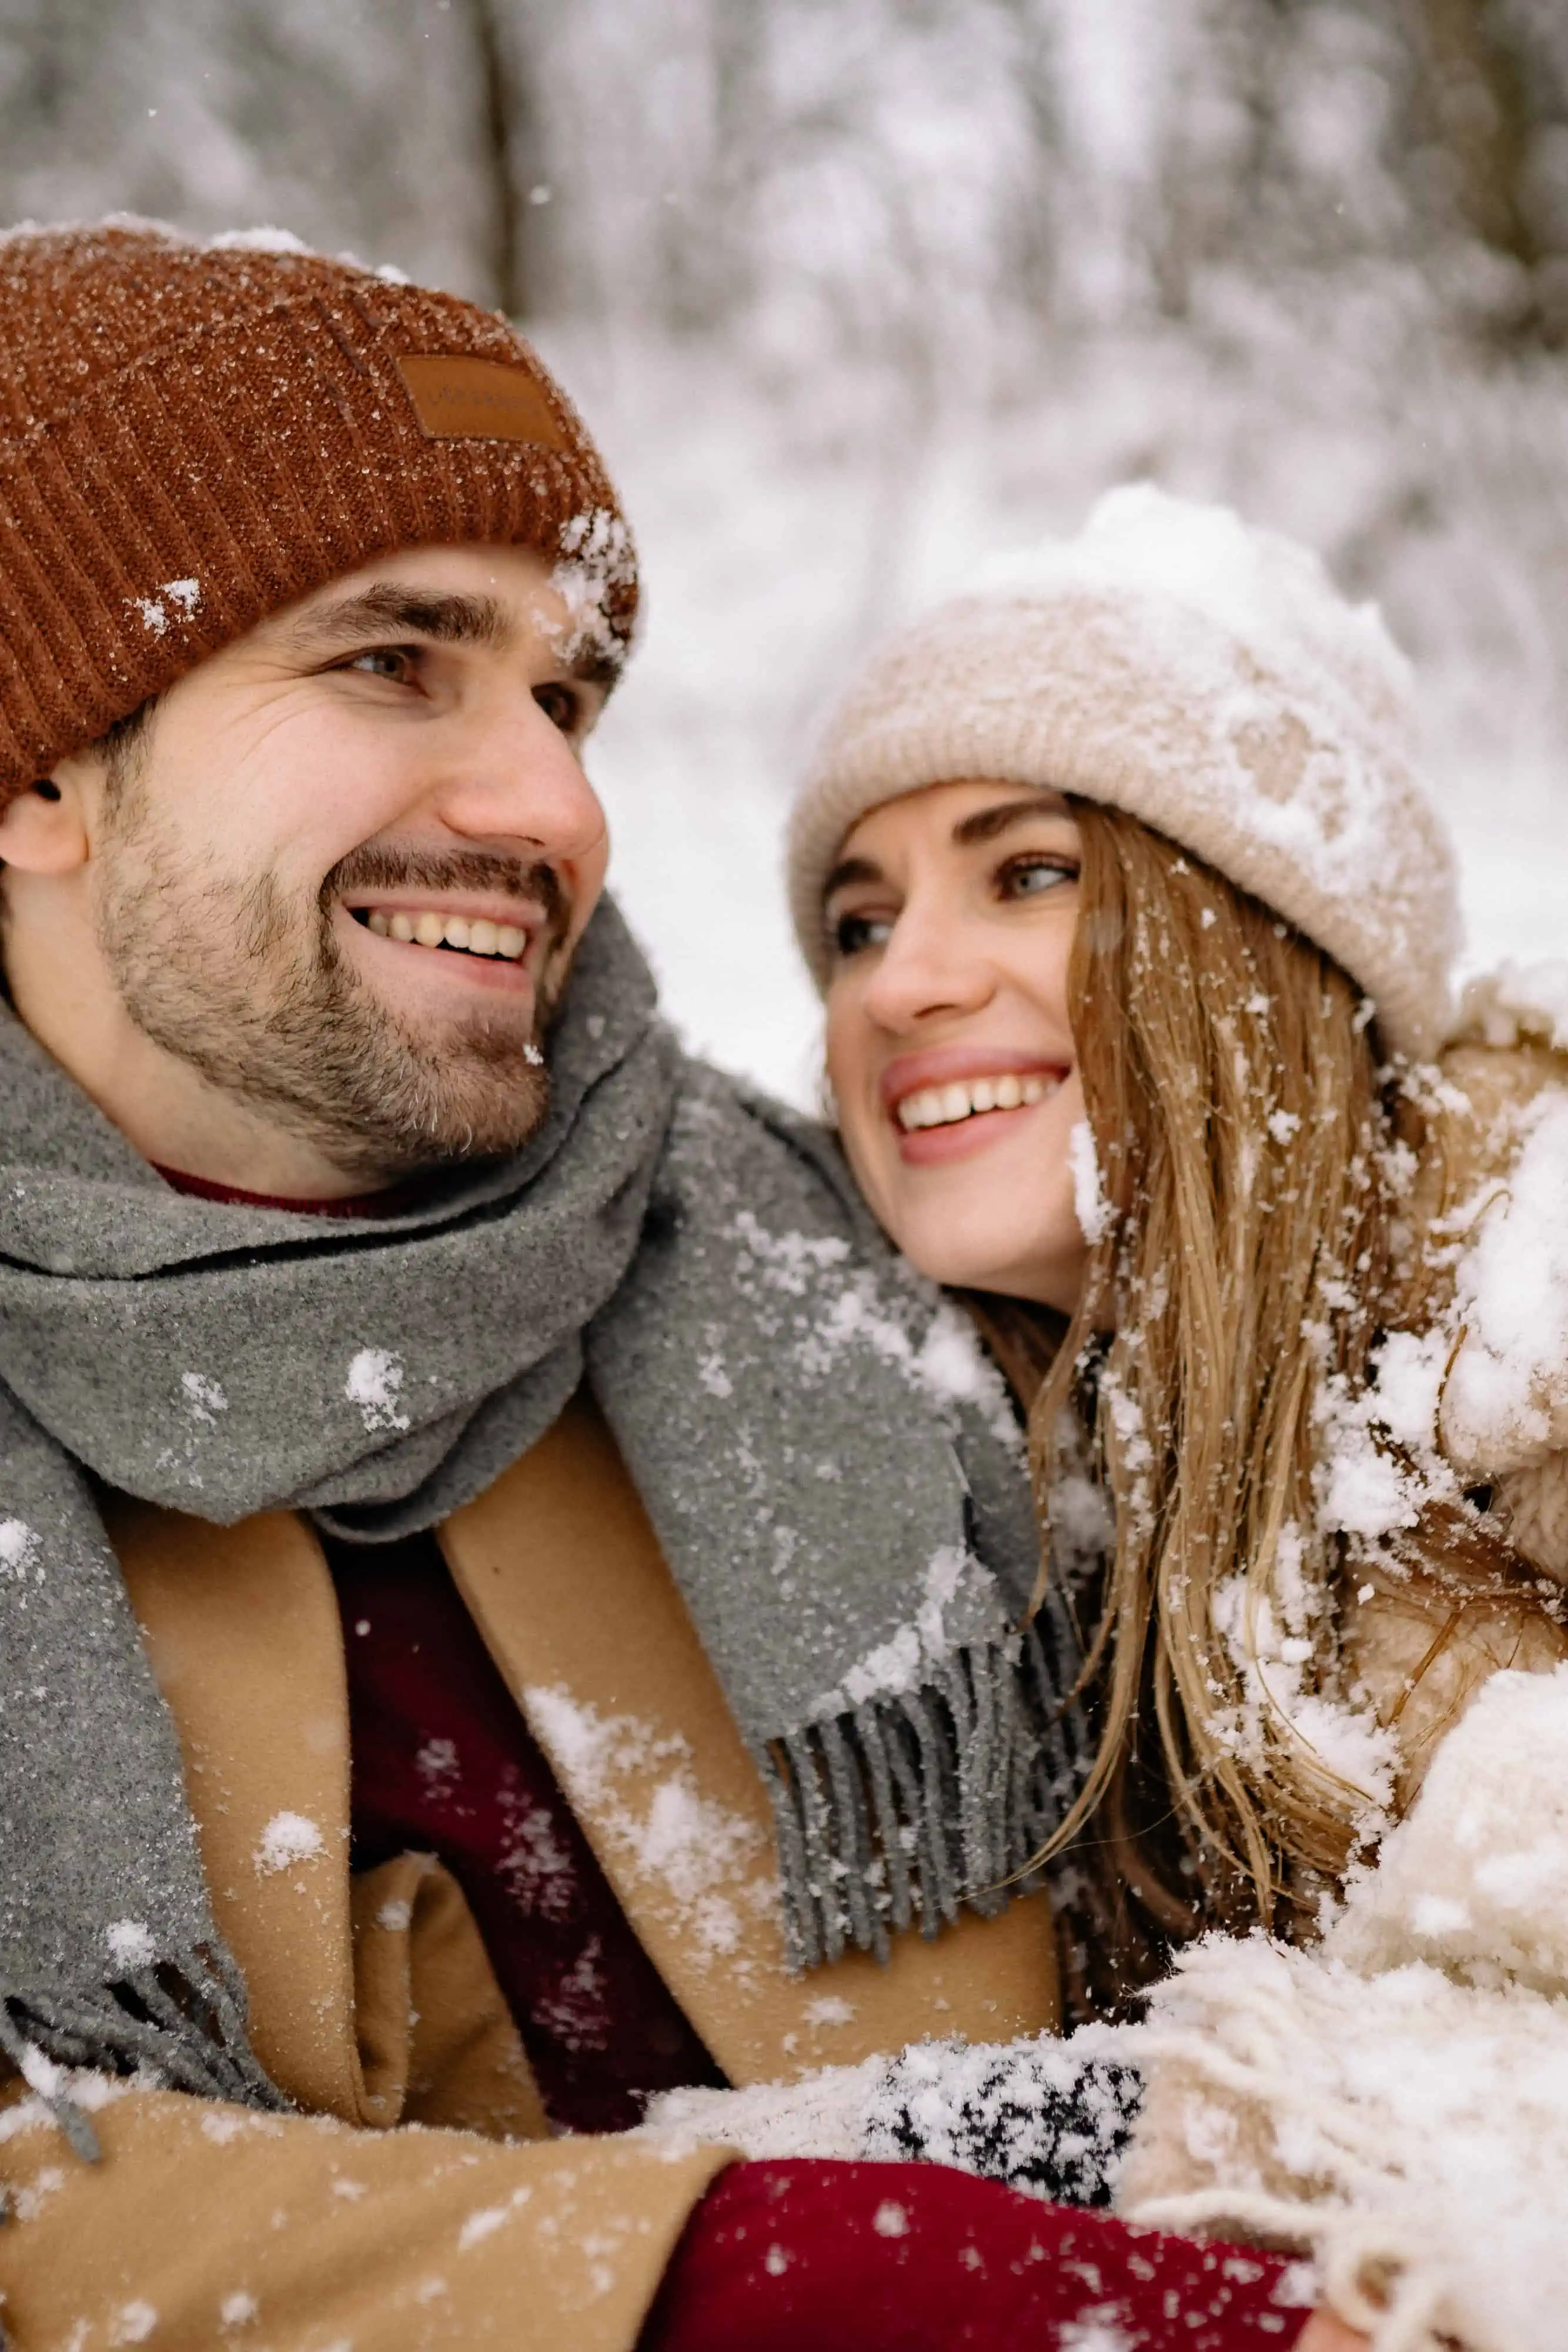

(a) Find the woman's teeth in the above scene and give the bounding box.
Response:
[363,908,528,961]
[895,1072,1058,1132]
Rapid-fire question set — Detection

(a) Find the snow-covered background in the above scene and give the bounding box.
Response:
[4,0,1568,1100]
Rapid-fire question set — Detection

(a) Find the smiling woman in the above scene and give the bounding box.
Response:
[791,487,1568,2013]
[824,780,1088,1313]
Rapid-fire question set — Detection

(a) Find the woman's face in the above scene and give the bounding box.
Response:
[824,778,1090,1314]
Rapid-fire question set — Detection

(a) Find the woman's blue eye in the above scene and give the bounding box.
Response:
[1002,857,1075,899]
[831,911,894,957]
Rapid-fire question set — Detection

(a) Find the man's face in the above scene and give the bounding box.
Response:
[83,543,613,1182]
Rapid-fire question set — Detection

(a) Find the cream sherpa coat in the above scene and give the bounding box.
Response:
[1116,985,1568,2352]
[1340,1001,1568,1806]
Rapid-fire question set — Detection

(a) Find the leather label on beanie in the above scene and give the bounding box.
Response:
[397,355,570,448]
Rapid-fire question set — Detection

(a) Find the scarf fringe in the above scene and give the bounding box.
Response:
[1,1945,288,2160]
[763,1598,1091,1972]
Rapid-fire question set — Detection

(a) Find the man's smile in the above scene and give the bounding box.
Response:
[336,872,567,1007]
[360,908,529,959]
[343,888,546,966]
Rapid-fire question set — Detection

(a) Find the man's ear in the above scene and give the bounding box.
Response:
[0,770,92,875]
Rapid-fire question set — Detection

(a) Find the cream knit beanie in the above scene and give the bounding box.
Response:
[788,485,1459,1060]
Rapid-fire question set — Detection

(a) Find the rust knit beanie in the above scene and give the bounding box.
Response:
[0,216,636,812]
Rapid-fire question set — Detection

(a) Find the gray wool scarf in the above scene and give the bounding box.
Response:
[0,900,1089,2143]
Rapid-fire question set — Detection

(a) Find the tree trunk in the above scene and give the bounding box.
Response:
[469,0,529,316]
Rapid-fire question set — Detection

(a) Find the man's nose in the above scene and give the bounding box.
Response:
[430,691,607,866]
[860,903,996,1031]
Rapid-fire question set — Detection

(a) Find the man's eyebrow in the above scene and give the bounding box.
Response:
[952,792,1069,846]
[821,853,884,901]
[282,583,620,689]
[286,584,511,654]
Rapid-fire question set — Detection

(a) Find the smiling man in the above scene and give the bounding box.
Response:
[0,223,1325,2352]
[5,544,609,1192]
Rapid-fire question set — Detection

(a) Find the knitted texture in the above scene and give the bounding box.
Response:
[0,218,633,807]
[788,486,1457,1061]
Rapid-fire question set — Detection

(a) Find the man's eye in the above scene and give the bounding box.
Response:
[346,646,414,682]
[534,681,583,734]
[1000,856,1076,900]
[831,910,894,958]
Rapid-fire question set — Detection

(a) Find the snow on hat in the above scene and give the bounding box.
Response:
[0,217,635,811]
[788,485,1459,1060]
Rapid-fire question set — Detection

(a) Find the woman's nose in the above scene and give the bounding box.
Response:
[860,904,996,1031]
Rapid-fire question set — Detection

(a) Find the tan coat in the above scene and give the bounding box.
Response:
[0,1395,1059,2352]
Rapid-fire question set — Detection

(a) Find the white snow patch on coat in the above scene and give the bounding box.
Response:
[254,1812,326,1874]
[524,1685,775,1965]
[644,2054,887,2161]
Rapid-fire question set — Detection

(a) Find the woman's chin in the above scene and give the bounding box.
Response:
[886,1207,1086,1308]
[842,1088,1088,1307]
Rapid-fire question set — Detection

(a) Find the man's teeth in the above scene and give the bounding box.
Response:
[895,1073,1058,1132]
[364,908,528,961]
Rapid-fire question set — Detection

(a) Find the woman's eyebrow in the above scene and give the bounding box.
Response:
[822,853,884,900]
[952,794,1066,846]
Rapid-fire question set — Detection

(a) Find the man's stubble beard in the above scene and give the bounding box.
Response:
[93,793,569,1185]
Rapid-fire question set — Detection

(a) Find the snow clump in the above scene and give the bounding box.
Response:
[551,507,637,670]
[181,1370,228,1424]
[1441,1085,1568,1476]
[130,576,201,637]
[254,1812,326,1874]
[524,1686,775,1967]
[345,1347,411,1434]
[967,483,1419,910]
[1068,1120,1114,1244]
[105,1919,156,1970]
[1209,1522,1397,1837]
[824,1546,975,1709]
[1329,1662,1568,1993]
[1457,960,1568,1055]
[1122,1661,1568,2352]
[0,1518,41,1580]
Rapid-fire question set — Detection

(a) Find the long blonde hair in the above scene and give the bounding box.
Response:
[998,801,1548,1994]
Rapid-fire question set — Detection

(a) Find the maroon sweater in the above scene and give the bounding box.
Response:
[326,1528,724,2132]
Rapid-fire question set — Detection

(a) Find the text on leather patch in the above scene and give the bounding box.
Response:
[398,355,570,448]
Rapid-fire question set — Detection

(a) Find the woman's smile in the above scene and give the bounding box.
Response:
[880,1045,1071,1163]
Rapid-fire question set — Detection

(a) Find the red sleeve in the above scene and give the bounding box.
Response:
[641,2157,1313,2352]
